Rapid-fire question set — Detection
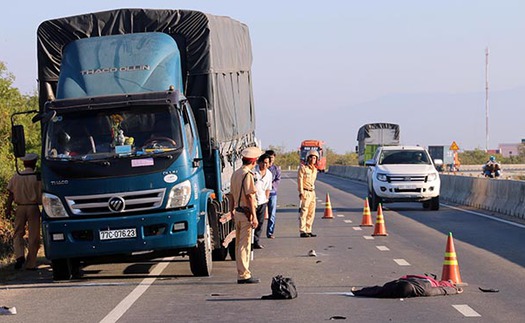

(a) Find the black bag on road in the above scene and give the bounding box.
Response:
[261,275,298,299]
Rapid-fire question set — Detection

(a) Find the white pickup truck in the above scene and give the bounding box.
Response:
[365,146,442,211]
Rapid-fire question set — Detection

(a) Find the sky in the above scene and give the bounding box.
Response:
[2,1,525,153]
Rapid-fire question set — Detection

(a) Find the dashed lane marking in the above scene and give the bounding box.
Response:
[393,258,410,266]
[363,236,374,240]
[452,305,481,317]
[353,227,363,231]
[344,220,353,223]
[376,246,390,251]
[337,214,345,217]
[99,256,174,323]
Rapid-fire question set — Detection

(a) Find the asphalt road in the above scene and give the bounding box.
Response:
[1,171,525,322]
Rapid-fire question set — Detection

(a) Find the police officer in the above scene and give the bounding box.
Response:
[6,153,42,270]
[297,150,319,238]
[230,146,262,284]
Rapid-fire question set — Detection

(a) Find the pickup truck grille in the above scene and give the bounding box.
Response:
[387,175,427,183]
[65,188,166,216]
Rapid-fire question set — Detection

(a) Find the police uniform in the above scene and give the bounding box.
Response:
[298,151,318,236]
[7,153,42,269]
[230,147,262,283]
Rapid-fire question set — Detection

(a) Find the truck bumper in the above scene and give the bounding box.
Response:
[42,207,199,260]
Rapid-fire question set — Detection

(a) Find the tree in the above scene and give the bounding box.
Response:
[0,61,41,262]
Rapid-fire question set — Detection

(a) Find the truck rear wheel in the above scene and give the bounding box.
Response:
[189,219,213,276]
[228,238,236,261]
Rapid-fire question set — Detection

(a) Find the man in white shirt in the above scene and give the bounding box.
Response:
[253,153,273,249]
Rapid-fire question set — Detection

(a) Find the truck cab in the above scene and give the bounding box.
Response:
[365,146,442,211]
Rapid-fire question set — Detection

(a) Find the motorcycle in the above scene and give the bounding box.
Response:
[482,163,502,178]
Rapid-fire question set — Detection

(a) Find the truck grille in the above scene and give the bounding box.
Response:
[65,189,166,216]
[387,175,427,183]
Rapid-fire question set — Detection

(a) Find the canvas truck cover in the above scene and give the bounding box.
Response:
[36,9,255,145]
[357,123,400,144]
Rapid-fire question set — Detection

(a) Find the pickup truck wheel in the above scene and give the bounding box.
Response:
[370,190,381,212]
[430,196,440,210]
[189,220,213,276]
[52,259,72,281]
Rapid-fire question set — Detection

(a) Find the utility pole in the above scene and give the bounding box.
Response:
[485,47,489,152]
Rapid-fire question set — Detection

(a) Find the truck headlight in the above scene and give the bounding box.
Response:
[166,180,192,208]
[376,173,388,182]
[427,173,438,182]
[42,193,69,218]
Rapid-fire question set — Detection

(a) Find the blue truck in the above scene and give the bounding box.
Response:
[11,9,257,280]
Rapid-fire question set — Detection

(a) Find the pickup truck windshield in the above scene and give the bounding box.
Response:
[379,150,431,165]
[44,105,182,161]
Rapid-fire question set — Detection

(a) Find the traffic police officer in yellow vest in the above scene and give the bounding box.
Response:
[229,146,262,284]
[298,150,319,238]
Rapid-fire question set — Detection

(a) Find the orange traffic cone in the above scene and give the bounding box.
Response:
[371,203,388,236]
[360,197,373,227]
[322,193,334,219]
[441,232,466,285]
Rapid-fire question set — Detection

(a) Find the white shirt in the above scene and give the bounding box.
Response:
[254,166,273,205]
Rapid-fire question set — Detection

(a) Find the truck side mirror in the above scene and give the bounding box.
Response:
[11,125,26,158]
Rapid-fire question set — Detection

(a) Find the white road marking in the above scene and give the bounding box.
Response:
[442,203,525,229]
[99,257,174,323]
[363,236,374,240]
[452,305,482,317]
[344,220,353,223]
[376,246,390,251]
[353,227,363,231]
[337,214,345,217]
[393,258,411,266]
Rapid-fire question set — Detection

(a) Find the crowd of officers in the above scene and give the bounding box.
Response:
[229,147,319,284]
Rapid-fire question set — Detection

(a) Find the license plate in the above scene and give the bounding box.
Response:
[99,228,137,241]
[399,185,417,190]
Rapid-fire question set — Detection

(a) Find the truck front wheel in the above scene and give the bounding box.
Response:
[52,259,71,280]
[189,220,213,276]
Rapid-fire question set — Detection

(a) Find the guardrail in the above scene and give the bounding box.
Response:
[328,165,525,220]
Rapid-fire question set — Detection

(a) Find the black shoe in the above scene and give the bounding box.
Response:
[14,256,25,270]
[252,243,264,249]
[308,233,317,237]
[300,232,309,238]
[237,277,260,284]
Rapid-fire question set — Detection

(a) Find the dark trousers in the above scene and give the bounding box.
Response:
[254,203,267,244]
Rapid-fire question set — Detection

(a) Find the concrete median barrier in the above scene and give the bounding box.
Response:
[328,165,525,221]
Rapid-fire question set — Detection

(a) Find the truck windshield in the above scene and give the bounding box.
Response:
[44,105,182,161]
[379,150,431,165]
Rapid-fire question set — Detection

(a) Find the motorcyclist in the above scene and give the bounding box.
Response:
[482,156,502,178]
